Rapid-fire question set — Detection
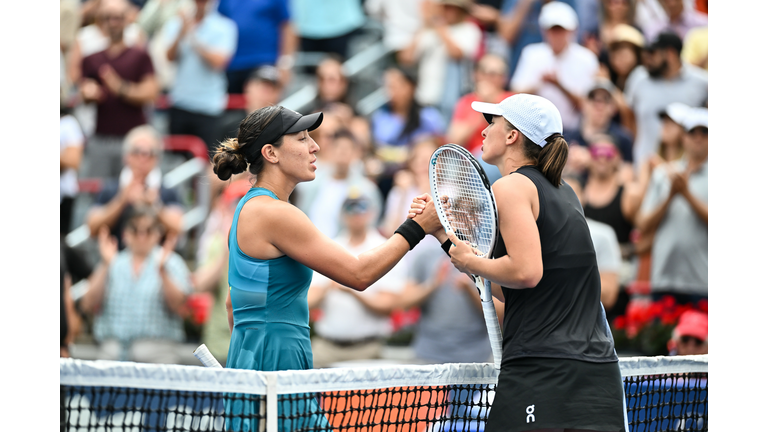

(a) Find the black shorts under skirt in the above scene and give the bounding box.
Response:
[485,357,627,432]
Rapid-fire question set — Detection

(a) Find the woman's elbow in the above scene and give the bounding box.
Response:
[504,268,542,289]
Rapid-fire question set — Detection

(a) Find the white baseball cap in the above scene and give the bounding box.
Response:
[683,107,708,132]
[538,1,579,31]
[661,102,691,126]
[471,94,563,147]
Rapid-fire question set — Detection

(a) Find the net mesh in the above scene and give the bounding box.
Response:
[431,147,496,257]
[61,356,707,432]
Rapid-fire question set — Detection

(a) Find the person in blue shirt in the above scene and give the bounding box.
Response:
[217,0,298,93]
[211,105,442,431]
[370,66,446,151]
[289,0,366,60]
[162,0,238,156]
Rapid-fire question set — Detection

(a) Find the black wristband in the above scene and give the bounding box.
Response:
[441,239,452,257]
[394,219,426,250]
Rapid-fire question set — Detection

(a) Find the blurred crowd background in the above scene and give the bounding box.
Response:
[59,0,708,367]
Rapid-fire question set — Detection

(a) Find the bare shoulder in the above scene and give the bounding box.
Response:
[239,195,308,227]
[492,172,537,199]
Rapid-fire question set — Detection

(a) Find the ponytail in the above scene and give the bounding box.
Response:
[212,137,248,181]
[516,125,569,187]
[211,106,284,181]
[537,134,569,187]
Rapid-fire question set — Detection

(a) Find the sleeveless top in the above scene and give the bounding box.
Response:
[493,166,618,364]
[583,185,634,244]
[225,187,315,372]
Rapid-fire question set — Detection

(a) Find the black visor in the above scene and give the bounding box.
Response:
[242,108,324,163]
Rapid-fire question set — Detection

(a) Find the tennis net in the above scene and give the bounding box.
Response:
[60,355,707,432]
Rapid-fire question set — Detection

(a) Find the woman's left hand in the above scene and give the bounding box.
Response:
[445,231,482,276]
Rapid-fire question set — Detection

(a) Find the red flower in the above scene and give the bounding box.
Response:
[661,295,676,309]
[697,299,708,313]
[613,316,626,330]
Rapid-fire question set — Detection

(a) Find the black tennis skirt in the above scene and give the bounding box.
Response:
[485,357,627,432]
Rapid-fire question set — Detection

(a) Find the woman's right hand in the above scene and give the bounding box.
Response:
[409,193,444,238]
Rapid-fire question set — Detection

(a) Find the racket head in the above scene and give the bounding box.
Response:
[429,144,499,259]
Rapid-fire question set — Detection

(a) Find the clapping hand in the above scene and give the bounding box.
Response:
[669,169,689,197]
[98,226,118,265]
[80,78,103,102]
[159,233,178,271]
[98,64,124,96]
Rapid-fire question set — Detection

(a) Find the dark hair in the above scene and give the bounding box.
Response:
[333,128,359,146]
[507,121,569,187]
[212,106,284,181]
[386,66,423,143]
[126,204,163,234]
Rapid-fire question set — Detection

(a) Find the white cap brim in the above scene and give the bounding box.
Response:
[471,101,503,123]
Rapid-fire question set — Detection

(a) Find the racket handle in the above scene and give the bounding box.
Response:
[193,344,223,368]
[481,299,503,370]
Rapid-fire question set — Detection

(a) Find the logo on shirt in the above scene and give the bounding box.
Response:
[526,405,535,423]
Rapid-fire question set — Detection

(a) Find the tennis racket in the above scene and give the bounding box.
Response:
[428,143,503,369]
[193,344,223,368]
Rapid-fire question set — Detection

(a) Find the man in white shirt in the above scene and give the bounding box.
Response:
[307,194,406,368]
[509,1,598,131]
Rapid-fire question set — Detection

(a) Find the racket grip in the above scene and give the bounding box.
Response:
[482,300,503,370]
[193,344,223,368]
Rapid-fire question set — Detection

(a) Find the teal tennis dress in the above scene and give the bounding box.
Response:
[224,187,330,432]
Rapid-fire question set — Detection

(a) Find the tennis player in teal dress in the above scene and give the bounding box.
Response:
[211,106,443,431]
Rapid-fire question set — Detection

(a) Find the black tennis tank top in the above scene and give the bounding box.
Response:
[583,185,633,244]
[493,166,618,364]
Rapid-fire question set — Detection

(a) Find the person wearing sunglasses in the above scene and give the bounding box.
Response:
[581,134,639,249]
[79,205,193,364]
[575,134,641,322]
[636,107,708,307]
[86,125,184,250]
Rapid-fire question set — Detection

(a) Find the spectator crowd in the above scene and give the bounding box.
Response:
[60,0,708,364]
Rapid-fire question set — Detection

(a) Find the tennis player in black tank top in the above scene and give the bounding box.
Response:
[411,94,627,432]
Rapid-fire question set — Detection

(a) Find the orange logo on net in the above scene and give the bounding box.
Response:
[319,386,450,432]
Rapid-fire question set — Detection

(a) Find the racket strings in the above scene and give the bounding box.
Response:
[433,150,496,257]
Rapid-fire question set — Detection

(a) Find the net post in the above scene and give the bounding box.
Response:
[266,372,278,432]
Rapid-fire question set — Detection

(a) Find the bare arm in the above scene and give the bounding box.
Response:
[434,24,464,60]
[600,271,619,310]
[397,279,440,310]
[192,41,232,71]
[86,193,129,237]
[680,183,708,226]
[159,266,189,316]
[119,74,160,106]
[446,175,543,289]
[60,145,83,172]
[346,288,399,316]
[158,205,185,237]
[497,0,536,44]
[79,227,118,314]
[193,250,229,293]
[634,190,673,233]
[158,236,189,317]
[307,282,328,310]
[240,198,442,291]
[277,21,298,85]
[397,30,421,66]
[225,290,234,334]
